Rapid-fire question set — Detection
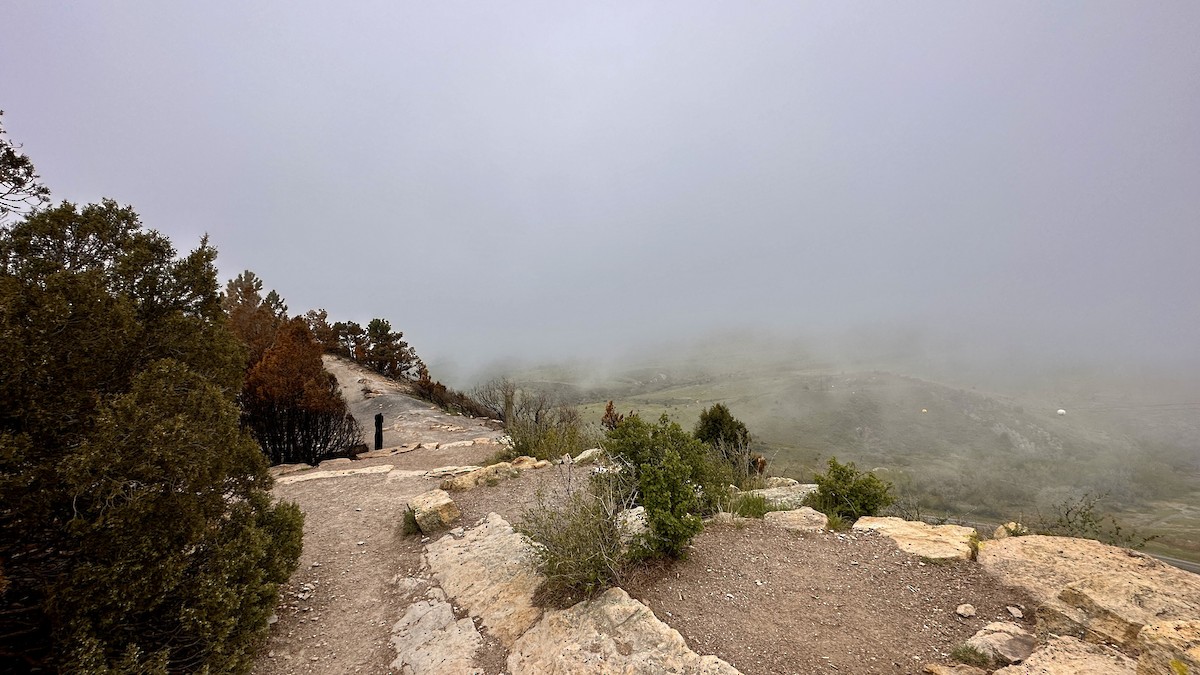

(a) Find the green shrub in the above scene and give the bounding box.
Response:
[516,481,631,604]
[950,643,992,668]
[825,514,850,531]
[0,203,303,673]
[400,507,420,536]
[728,492,787,519]
[1029,492,1156,549]
[606,414,732,516]
[803,457,894,521]
[635,448,704,559]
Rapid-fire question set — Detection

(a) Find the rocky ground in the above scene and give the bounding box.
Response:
[253,357,1200,675]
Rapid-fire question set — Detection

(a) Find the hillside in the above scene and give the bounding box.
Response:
[255,356,1200,674]
[510,358,1200,565]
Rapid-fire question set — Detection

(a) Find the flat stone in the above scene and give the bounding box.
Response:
[316,457,353,468]
[572,448,605,465]
[924,665,988,675]
[956,604,976,618]
[978,535,1200,651]
[424,513,544,648]
[1136,620,1200,675]
[763,476,800,488]
[508,587,739,674]
[966,622,1037,665]
[764,507,828,531]
[408,489,461,533]
[992,635,1135,674]
[852,517,977,560]
[389,589,481,673]
[423,465,481,478]
[274,463,394,485]
[742,484,817,509]
[439,462,518,491]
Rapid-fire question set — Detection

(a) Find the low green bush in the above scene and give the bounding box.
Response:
[728,492,788,518]
[804,457,894,521]
[950,643,992,668]
[516,482,631,605]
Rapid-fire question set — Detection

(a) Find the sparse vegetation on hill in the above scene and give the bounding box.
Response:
[0,201,302,672]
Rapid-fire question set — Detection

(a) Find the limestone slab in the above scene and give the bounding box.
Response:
[508,587,740,675]
[852,516,977,560]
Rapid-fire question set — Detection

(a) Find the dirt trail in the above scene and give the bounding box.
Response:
[254,358,505,674]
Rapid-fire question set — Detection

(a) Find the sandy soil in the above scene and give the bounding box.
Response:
[253,360,1036,674]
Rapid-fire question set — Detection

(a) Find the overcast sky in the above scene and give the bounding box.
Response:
[3,2,1199,377]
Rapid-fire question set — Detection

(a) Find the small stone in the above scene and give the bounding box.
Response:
[357,541,366,546]
[956,603,976,618]
[1006,605,1024,619]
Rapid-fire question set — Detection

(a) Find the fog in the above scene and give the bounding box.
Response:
[3,2,1199,380]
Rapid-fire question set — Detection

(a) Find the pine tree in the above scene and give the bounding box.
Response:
[0,201,302,673]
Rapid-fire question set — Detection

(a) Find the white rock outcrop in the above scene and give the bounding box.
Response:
[764,507,828,531]
[991,635,1135,674]
[439,462,520,491]
[852,517,977,561]
[742,484,817,509]
[424,513,544,648]
[389,587,481,674]
[274,463,394,485]
[508,587,740,675]
[977,535,1200,651]
[1136,620,1200,675]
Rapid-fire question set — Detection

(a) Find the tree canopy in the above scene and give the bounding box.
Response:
[0,201,302,672]
[0,111,50,223]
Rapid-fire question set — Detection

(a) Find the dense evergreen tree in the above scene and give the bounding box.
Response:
[242,318,362,465]
[693,403,751,449]
[0,111,50,223]
[0,201,302,672]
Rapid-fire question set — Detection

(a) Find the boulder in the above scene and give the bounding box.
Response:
[742,484,817,510]
[572,448,605,465]
[439,462,519,491]
[1056,571,1200,649]
[977,535,1200,651]
[852,517,977,561]
[407,489,461,533]
[965,622,1037,665]
[389,587,481,673]
[424,513,544,648]
[617,506,648,543]
[764,507,828,531]
[992,635,1135,674]
[508,587,739,674]
[1136,620,1200,675]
